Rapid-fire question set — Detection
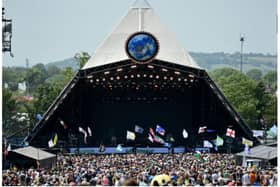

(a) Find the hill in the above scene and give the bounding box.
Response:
[44,52,277,73]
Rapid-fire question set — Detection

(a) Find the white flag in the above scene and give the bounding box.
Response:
[48,139,54,148]
[126,130,136,140]
[79,126,88,144]
[182,129,188,138]
[203,140,213,148]
[87,126,92,136]
[252,130,264,137]
[148,133,154,143]
[7,144,11,151]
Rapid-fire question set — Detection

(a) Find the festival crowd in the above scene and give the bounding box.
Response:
[2,153,278,186]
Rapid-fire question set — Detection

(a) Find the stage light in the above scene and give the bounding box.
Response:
[147,65,154,69]
[131,65,137,69]
[164,76,167,80]
[149,75,153,78]
[174,71,181,75]
[154,84,158,88]
[188,74,195,78]
[90,79,93,83]
[184,78,188,82]
[124,75,128,79]
[131,75,134,78]
[116,76,120,80]
[110,77,114,80]
[96,78,100,82]
[190,79,194,82]
[137,74,141,78]
[170,77,174,80]
[178,78,181,81]
[87,75,93,79]
[143,74,147,77]
[162,68,168,72]
[117,68,123,72]
[102,78,106,81]
[155,75,159,79]
[104,71,110,75]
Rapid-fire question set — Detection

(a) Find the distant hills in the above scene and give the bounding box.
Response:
[5,52,276,73]
[189,52,277,73]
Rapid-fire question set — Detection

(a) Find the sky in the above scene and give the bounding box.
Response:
[2,0,277,67]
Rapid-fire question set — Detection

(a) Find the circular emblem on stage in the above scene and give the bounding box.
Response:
[125,32,159,64]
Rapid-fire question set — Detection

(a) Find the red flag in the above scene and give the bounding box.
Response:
[149,128,155,137]
[226,128,235,138]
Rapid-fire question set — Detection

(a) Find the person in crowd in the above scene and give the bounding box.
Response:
[2,153,278,186]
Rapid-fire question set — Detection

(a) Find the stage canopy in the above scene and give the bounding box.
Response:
[25,0,257,153]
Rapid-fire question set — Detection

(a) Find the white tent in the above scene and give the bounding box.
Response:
[83,0,200,70]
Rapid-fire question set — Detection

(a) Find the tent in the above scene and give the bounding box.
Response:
[8,146,56,169]
[25,0,257,152]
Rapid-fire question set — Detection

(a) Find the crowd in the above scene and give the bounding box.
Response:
[2,153,278,186]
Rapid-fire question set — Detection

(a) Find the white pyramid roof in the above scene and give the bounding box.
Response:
[83,0,200,70]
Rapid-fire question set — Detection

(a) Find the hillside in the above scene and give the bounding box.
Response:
[44,52,277,73]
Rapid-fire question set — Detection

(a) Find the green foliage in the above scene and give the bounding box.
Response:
[2,88,18,136]
[246,69,262,81]
[263,70,277,92]
[25,63,48,92]
[210,68,277,129]
[75,52,91,69]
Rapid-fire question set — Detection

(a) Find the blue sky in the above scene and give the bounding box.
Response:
[2,0,277,67]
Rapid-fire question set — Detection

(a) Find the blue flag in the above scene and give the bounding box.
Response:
[206,129,216,133]
[134,125,144,134]
[36,114,43,121]
[156,125,165,136]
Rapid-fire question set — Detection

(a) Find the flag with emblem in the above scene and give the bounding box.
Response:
[182,129,188,138]
[226,128,235,138]
[198,126,207,134]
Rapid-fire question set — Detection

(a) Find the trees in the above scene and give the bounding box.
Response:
[246,69,262,81]
[210,68,276,129]
[75,52,91,69]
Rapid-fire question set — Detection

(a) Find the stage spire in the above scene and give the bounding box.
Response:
[131,0,151,9]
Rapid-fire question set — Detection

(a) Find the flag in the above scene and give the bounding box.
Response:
[242,137,253,147]
[267,125,277,137]
[116,144,123,152]
[126,130,136,140]
[79,127,88,144]
[134,125,144,134]
[216,135,224,146]
[87,126,92,136]
[169,137,175,142]
[182,129,188,138]
[203,140,213,148]
[198,126,207,134]
[226,128,235,138]
[244,145,251,155]
[206,129,216,133]
[48,139,55,148]
[154,135,165,144]
[7,144,11,151]
[36,114,43,121]
[252,130,264,137]
[156,125,165,136]
[148,133,154,143]
[164,142,171,148]
[149,128,155,137]
[59,119,68,129]
[53,133,58,145]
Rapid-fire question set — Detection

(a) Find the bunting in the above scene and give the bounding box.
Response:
[59,119,68,129]
[226,128,235,138]
[156,125,165,136]
[198,126,207,134]
[134,125,144,134]
[242,137,253,147]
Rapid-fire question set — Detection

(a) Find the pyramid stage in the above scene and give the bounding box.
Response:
[25,0,257,153]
